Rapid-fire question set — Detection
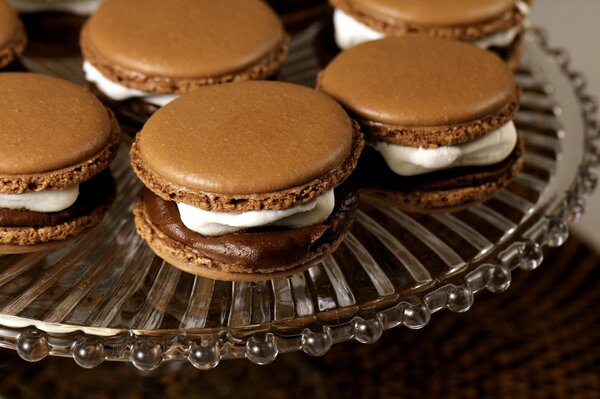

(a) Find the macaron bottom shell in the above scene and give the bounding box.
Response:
[356,134,525,214]
[0,171,116,253]
[133,187,359,282]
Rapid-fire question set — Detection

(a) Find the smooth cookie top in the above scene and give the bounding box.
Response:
[84,0,286,79]
[334,0,518,26]
[0,73,112,175]
[137,81,355,195]
[318,37,519,127]
[0,0,21,49]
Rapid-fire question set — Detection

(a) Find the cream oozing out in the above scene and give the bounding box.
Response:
[7,0,103,15]
[374,122,518,176]
[333,2,530,50]
[177,190,335,237]
[83,61,179,107]
[0,184,79,213]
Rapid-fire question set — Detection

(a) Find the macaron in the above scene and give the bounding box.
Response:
[0,0,26,70]
[81,0,289,134]
[7,0,102,58]
[266,0,330,31]
[329,0,531,68]
[0,73,120,253]
[317,37,523,213]
[131,81,364,281]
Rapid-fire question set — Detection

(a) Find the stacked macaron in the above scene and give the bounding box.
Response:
[0,73,120,253]
[0,0,26,70]
[318,37,523,212]
[330,0,531,68]
[131,81,363,280]
[81,0,289,133]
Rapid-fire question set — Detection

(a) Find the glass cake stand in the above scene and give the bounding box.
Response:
[0,27,598,371]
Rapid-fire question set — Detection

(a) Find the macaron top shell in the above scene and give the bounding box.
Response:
[335,0,518,26]
[0,0,21,49]
[318,37,519,127]
[84,0,286,79]
[137,81,355,195]
[0,73,112,175]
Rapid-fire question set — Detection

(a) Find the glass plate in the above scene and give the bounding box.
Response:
[0,27,598,371]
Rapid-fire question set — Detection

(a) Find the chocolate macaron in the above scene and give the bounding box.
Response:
[81,0,289,134]
[0,73,120,253]
[330,0,531,68]
[131,81,364,280]
[318,37,523,213]
[0,0,26,71]
[8,0,102,57]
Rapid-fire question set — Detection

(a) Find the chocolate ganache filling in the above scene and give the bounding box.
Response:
[143,187,358,267]
[0,171,115,227]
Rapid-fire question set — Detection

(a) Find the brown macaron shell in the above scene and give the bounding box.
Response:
[331,0,526,41]
[0,73,120,194]
[81,0,289,94]
[132,81,364,212]
[0,0,26,69]
[317,37,520,148]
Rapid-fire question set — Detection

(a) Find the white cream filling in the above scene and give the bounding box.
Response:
[7,0,103,15]
[473,25,521,49]
[333,8,385,50]
[374,122,518,176]
[177,190,335,237]
[333,4,530,50]
[83,61,178,107]
[0,185,79,213]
